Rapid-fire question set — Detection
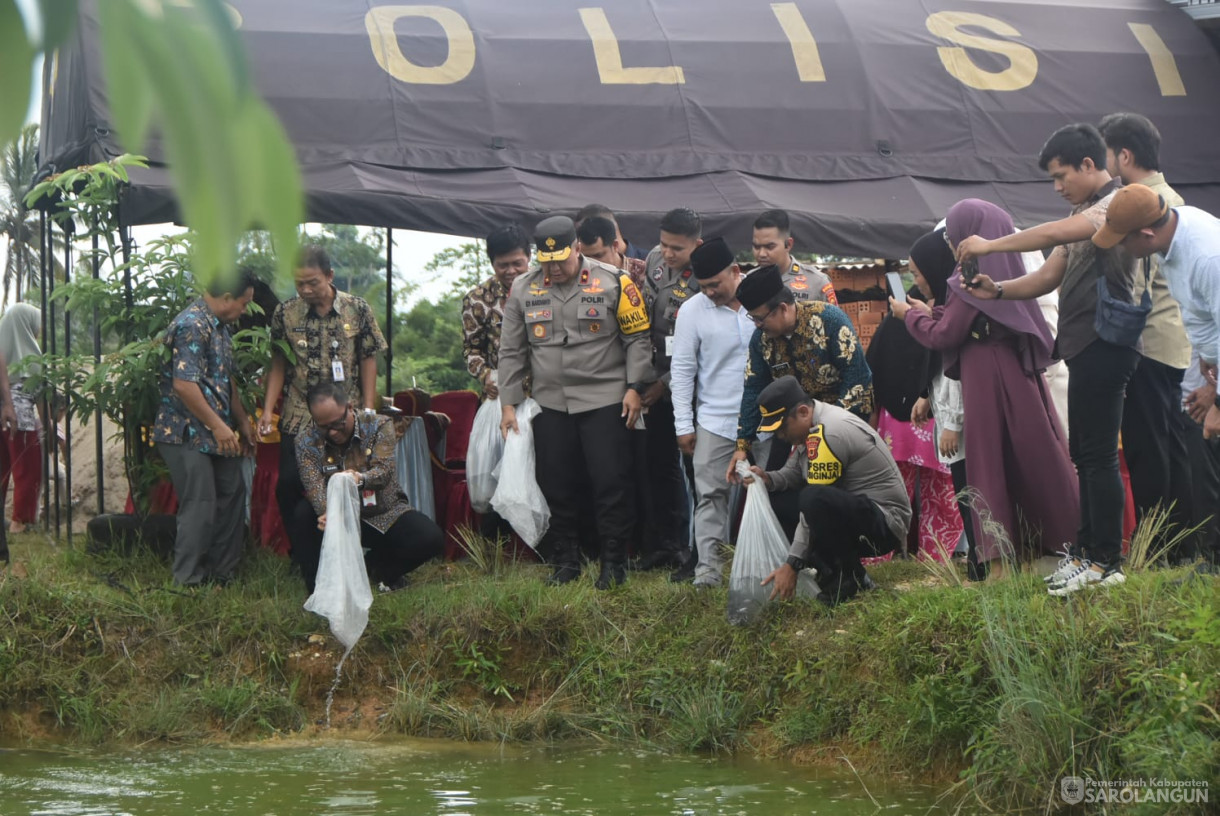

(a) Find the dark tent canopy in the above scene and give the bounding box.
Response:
[39,0,1220,257]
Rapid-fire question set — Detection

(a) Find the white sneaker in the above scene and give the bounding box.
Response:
[1048,562,1125,596]
[1044,555,1080,586]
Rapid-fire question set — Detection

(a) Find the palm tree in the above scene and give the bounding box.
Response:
[0,123,60,310]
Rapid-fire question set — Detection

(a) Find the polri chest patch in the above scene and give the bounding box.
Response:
[804,425,842,485]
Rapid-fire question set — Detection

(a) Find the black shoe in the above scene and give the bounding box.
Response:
[669,547,697,583]
[815,570,860,607]
[546,564,581,586]
[668,562,695,583]
[595,562,626,590]
[630,548,686,571]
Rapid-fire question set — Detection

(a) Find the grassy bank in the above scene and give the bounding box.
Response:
[1,531,1217,812]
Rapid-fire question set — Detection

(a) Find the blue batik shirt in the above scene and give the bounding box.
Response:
[152,298,235,454]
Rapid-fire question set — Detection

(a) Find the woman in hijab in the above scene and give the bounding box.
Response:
[900,228,979,575]
[891,200,1078,577]
[0,304,44,534]
[866,270,963,562]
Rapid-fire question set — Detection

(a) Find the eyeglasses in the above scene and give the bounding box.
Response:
[749,304,779,326]
[317,405,351,433]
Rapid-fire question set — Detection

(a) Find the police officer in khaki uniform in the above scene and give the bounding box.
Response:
[636,207,703,569]
[752,209,838,304]
[498,216,653,589]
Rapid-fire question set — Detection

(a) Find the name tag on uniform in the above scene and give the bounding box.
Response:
[332,359,345,381]
[665,335,674,357]
[362,489,377,508]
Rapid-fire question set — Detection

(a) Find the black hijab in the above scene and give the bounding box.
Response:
[865,230,953,421]
[908,228,956,305]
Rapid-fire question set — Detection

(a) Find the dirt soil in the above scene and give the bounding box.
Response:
[12,413,130,535]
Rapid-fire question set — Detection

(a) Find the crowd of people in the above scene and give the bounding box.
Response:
[150,112,1220,606]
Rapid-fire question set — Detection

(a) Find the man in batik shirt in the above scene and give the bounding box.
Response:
[153,270,257,586]
[258,245,387,584]
[461,224,532,399]
[725,264,874,537]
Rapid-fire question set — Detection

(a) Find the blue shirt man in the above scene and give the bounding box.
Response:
[153,273,257,586]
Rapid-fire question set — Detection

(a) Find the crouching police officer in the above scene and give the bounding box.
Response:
[498,216,653,589]
[749,377,911,606]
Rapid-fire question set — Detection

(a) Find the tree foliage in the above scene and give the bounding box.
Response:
[2,0,303,287]
[0,123,62,308]
[25,158,285,513]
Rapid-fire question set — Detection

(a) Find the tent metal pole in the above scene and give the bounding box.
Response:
[49,222,62,540]
[118,220,142,507]
[92,224,104,515]
[39,210,50,531]
[63,230,72,540]
[385,228,393,397]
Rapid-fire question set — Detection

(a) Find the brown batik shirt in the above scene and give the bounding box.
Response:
[295,413,409,533]
[270,287,387,436]
[461,276,511,381]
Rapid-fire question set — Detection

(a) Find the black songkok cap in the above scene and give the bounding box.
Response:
[689,236,735,280]
[735,263,783,310]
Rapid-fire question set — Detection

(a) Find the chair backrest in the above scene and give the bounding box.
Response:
[430,390,481,464]
[394,388,431,417]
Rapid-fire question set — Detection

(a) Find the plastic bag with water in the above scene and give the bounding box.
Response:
[304,472,372,650]
[727,461,819,625]
[490,398,550,548]
[467,395,504,513]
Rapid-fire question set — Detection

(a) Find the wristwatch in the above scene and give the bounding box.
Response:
[995,283,1004,300]
[627,382,647,395]
[736,439,752,452]
[786,554,807,572]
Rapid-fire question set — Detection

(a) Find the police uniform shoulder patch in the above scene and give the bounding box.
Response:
[804,424,843,485]
[616,274,650,336]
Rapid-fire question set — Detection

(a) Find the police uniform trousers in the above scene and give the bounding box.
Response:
[642,395,691,553]
[797,484,898,583]
[534,403,634,564]
[290,501,444,593]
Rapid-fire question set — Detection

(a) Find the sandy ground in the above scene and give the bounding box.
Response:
[10,412,130,536]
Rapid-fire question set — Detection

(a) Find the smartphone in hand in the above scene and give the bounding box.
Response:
[886,271,906,304]
[960,258,980,285]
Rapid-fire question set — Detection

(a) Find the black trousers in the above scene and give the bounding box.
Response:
[1184,414,1220,563]
[277,433,324,583]
[291,502,443,593]
[797,484,898,574]
[950,459,980,566]
[1065,340,1141,567]
[1122,356,1192,531]
[642,396,691,552]
[534,404,634,564]
[762,441,803,542]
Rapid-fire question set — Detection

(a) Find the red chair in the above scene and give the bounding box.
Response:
[428,390,481,559]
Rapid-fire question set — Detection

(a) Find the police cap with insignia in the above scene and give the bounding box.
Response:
[757,375,810,432]
[735,263,783,310]
[690,236,735,280]
[534,215,577,262]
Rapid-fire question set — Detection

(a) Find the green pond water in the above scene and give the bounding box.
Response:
[0,740,969,815]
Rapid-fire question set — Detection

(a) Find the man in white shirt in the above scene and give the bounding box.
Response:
[669,237,756,587]
[1093,184,1220,440]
